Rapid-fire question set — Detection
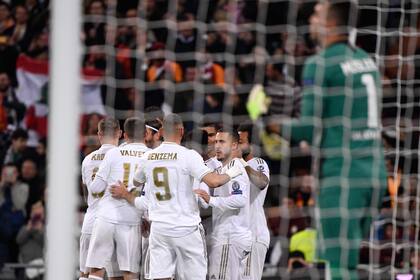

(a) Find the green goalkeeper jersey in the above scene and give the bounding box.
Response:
[285,42,387,183]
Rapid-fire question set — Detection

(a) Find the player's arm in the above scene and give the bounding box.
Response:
[188,149,242,188]
[200,163,243,188]
[133,156,148,187]
[80,159,89,202]
[239,158,269,190]
[195,165,249,211]
[281,58,323,142]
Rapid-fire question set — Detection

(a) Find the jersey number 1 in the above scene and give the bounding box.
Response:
[361,74,379,128]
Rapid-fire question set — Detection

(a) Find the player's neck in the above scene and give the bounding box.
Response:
[244,153,253,162]
[324,35,348,49]
[163,136,181,145]
[100,138,117,146]
[222,155,234,166]
[125,139,145,145]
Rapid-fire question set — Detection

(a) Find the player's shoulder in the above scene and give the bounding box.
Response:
[249,157,269,172]
[204,157,222,169]
[248,157,267,165]
[102,146,120,160]
[227,158,245,172]
[82,147,102,165]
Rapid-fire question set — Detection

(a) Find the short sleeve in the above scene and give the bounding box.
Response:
[95,148,118,182]
[187,149,212,181]
[133,155,148,184]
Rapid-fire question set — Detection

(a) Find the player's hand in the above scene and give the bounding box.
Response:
[193,189,210,204]
[225,164,243,179]
[110,181,129,199]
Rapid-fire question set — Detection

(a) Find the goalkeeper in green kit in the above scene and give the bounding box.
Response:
[280,1,387,279]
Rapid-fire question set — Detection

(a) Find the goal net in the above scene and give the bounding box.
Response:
[76,0,419,279]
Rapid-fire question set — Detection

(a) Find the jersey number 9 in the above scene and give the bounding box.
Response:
[153,167,171,201]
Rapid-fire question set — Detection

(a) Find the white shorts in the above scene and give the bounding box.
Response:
[79,233,122,277]
[209,243,251,280]
[86,219,141,273]
[149,225,207,279]
[244,242,268,280]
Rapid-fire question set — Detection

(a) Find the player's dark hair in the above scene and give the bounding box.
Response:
[217,127,240,143]
[327,0,358,32]
[145,119,162,135]
[145,106,164,122]
[124,117,145,141]
[237,123,254,144]
[98,117,120,137]
[163,113,183,135]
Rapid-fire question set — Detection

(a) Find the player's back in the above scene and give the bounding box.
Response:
[81,144,115,233]
[304,43,386,180]
[212,159,251,246]
[96,142,150,225]
[248,157,270,248]
[143,142,209,237]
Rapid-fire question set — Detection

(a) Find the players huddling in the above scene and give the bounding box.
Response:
[79,113,270,280]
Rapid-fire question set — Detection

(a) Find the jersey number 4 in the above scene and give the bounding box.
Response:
[153,167,172,201]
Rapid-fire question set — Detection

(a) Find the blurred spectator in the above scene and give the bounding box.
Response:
[83,45,106,72]
[80,113,103,156]
[0,72,25,131]
[145,42,183,108]
[16,201,44,279]
[0,2,14,36]
[174,13,196,68]
[265,63,301,118]
[24,83,48,144]
[0,163,28,266]
[20,158,43,216]
[34,137,46,178]
[289,223,316,264]
[9,5,31,51]
[26,28,48,59]
[411,249,420,274]
[83,0,106,46]
[0,34,19,84]
[3,128,28,165]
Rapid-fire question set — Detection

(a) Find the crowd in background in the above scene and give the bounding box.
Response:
[0,0,419,278]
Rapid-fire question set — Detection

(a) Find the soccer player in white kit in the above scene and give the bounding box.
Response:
[110,114,243,280]
[86,117,150,280]
[194,128,252,280]
[79,118,122,280]
[238,123,270,280]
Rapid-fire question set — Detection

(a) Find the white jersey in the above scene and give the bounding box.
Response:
[81,144,115,234]
[209,158,252,246]
[135,142,212,237]
[248,157,270,248]
[96,143,150,225]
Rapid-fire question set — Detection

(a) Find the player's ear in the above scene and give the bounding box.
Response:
[179,126,184,138]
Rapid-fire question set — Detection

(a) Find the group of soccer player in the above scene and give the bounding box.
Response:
[78,113,271,280]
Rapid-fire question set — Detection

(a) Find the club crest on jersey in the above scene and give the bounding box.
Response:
[231,181,242,195]
[257,165,264,172]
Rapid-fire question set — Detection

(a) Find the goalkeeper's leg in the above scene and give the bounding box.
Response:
[318,187,374,280]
